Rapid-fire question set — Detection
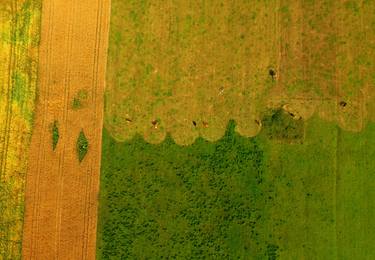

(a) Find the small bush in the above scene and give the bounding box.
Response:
[266,244,279,260]
[72,90,88,110]
[77,130,89,162]
[52,120,59,150]
[261,109,304,142]
[72,97,81,109]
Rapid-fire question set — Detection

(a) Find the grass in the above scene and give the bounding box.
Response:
[0,0,42,258]
[105,0,375,143]
[105,0,279,144]
[335,123,375,258]
[100,0,375,258]
[98,121,271,259]
[77,130,89,162]
[97,118,375,259]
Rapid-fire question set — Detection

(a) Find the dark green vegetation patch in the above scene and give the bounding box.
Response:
[72,90,88,110]
[98,118,375,259]
[51,120,59,150]
[77,130,89,162]
[98,121,272,259]
[72,97,82,110]
[262,109,305,143]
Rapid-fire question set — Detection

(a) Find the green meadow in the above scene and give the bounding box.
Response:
[97,117,375,259]
[99,0,375,258]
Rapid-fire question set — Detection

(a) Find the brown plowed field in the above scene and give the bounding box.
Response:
[22,0,110,259]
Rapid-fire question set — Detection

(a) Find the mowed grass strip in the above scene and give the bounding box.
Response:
[0,0,41,258]
[105,0,278,145]
[105,0,375,145]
